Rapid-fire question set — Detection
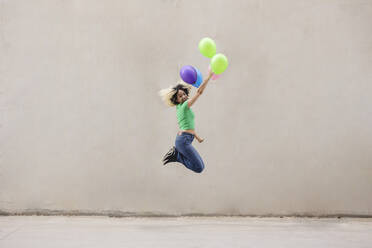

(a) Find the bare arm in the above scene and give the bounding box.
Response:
[187,71,213,108]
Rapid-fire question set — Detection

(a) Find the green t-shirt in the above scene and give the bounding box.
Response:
[176,101,195,130]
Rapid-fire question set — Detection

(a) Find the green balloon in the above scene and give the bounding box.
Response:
[198,38,216,58]
[211,54,228,74]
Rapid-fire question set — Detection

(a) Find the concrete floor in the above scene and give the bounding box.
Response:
[0,216,371,248]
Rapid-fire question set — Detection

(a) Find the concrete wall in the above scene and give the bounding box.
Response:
[1,0,372,216]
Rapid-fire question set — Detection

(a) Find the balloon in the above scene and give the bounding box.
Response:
[212,73,221,80]
[198,38,216,58]
[208,65,221,80]
[180,65,197,84]
[211,53,228,74]
[194,67,203,88]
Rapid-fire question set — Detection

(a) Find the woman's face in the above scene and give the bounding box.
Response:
[176,89,188,104]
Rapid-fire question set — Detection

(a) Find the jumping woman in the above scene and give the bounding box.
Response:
[159,71,213,173]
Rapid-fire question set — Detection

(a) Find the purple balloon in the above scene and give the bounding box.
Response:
[180,65,197,84]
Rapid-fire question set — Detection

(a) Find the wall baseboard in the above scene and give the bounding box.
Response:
[1,209,371,218]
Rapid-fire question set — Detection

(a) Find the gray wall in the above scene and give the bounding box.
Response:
[1,0,372,216]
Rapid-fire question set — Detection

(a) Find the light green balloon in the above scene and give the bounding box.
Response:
[211,53,228,74]
[198,38,216,58]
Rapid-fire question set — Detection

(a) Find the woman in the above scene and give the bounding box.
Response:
[159,71,213,173]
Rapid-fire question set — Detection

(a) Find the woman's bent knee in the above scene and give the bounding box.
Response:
[193,164,204,173]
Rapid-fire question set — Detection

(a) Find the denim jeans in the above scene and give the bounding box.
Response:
[175,132,205,173]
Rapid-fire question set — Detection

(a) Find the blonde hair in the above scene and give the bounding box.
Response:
[158,81,192,107]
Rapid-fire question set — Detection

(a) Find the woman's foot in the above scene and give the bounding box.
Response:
[162,146,177,165]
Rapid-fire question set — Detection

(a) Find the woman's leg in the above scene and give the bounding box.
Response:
[175,133,205,173]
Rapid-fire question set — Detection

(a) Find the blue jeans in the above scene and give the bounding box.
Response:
[175,132,205,173]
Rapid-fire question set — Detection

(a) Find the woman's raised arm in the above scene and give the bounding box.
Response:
[187,71,213,108]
